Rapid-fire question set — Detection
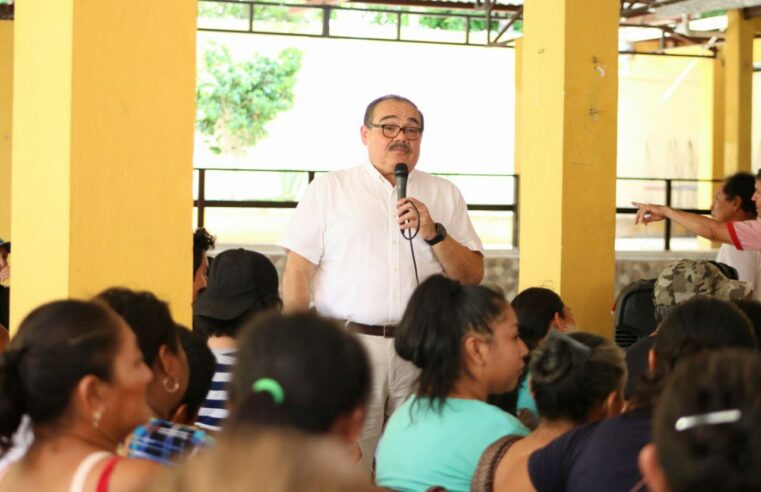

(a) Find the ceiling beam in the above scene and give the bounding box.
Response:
[348,0,521,12]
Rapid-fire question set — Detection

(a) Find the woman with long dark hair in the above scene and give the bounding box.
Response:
[0,300,159,491]
[375,275,528,492]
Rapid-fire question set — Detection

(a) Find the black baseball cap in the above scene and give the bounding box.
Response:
[0,239,9,253]
[193,248,279,321]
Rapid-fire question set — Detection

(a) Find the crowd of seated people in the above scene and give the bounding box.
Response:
[0,231,759,492]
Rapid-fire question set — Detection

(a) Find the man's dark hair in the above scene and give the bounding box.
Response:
[193,228,216,278]
[363,95,424,131]
[228,312,370,434]
[723,172,757,217]
[175,325,215,422]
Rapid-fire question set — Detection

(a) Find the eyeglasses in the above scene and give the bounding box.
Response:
[367,123,422,140]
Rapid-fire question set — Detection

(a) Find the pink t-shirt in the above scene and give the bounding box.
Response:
[728,219,761,251]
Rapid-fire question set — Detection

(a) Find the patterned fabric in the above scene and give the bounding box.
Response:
[653,259,751,307]
[196,348,237,432]
[127,418,213,465]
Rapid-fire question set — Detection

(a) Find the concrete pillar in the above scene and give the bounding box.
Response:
[0,21,11,240]
[10,1,196,331]
[723,9,753,173]
[518,0,618,337]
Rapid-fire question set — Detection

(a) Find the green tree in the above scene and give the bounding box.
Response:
[198,1,305,23]
[196,44,302,154]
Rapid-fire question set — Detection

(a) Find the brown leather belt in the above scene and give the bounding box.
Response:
[345,321,396,338]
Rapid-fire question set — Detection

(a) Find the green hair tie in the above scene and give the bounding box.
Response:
[252,378,285,405]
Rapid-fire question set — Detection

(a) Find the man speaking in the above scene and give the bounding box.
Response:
[278,95,484,469]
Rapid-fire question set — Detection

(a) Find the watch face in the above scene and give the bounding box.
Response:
[436,223,446,238]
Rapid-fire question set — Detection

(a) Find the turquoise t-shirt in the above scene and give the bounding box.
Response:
[516,376,539,420]
[375,396,529,492]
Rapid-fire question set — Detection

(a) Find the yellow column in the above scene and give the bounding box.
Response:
[518,0,618,337]
[0,21,11,240]
[10,1,196,332]
[723,9,753,174]
[712,48,726,179]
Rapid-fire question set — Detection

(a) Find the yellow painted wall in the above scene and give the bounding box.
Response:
[0,21,12,240]
[11,1,196,331]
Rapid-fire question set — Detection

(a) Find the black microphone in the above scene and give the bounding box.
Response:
[395,163,409,201]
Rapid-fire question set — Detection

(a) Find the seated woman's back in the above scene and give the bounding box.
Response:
[375,275,529,492]
[484,332,626,492]
[0,300,161,492]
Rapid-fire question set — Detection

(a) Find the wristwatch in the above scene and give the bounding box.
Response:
[425,223,447,246]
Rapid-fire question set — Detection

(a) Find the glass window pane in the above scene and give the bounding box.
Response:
[201,207,296,245]
[201,170,310,202]
[439,175,516,205]
[470,211,513,250]
[615,213,665,251]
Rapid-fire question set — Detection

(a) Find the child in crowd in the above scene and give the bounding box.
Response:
[0,300,159,491]
[226,312,370,460]
[375,275,529,492]
[474,331,626,492]
[639,349,761,492]
[193,248,282,432]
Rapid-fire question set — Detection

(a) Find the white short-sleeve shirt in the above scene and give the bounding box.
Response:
[278,161,484,325]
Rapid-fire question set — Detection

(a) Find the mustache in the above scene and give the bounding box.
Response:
[388,142,411,153]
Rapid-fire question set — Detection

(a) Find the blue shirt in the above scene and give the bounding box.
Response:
[376,396,529,492]
[127,418,213,465]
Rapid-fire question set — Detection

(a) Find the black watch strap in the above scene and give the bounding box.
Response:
[425,223,447,246]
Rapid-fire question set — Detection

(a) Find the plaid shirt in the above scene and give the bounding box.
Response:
[127,418,214,465]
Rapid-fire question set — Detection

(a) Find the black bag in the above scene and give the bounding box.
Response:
[613,279,656,348]
[613,261,739,349]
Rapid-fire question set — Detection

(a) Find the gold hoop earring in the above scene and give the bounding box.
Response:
[163,377,180,393]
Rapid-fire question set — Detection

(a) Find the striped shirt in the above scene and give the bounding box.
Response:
[195,348,236,432]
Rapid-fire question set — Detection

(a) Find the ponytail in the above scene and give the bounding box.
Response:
[395,274,507,411]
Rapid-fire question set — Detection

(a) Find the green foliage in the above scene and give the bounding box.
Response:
[417,9,501,32]
[196,44,302,154]
[198,1,305,23]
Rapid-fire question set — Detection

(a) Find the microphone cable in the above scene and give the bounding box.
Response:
[400,199,421,286]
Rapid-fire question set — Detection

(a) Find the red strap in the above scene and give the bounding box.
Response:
[95,456,121,492]
[727,222,743,250]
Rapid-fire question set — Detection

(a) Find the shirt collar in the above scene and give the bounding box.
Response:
[362,160,417,188]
